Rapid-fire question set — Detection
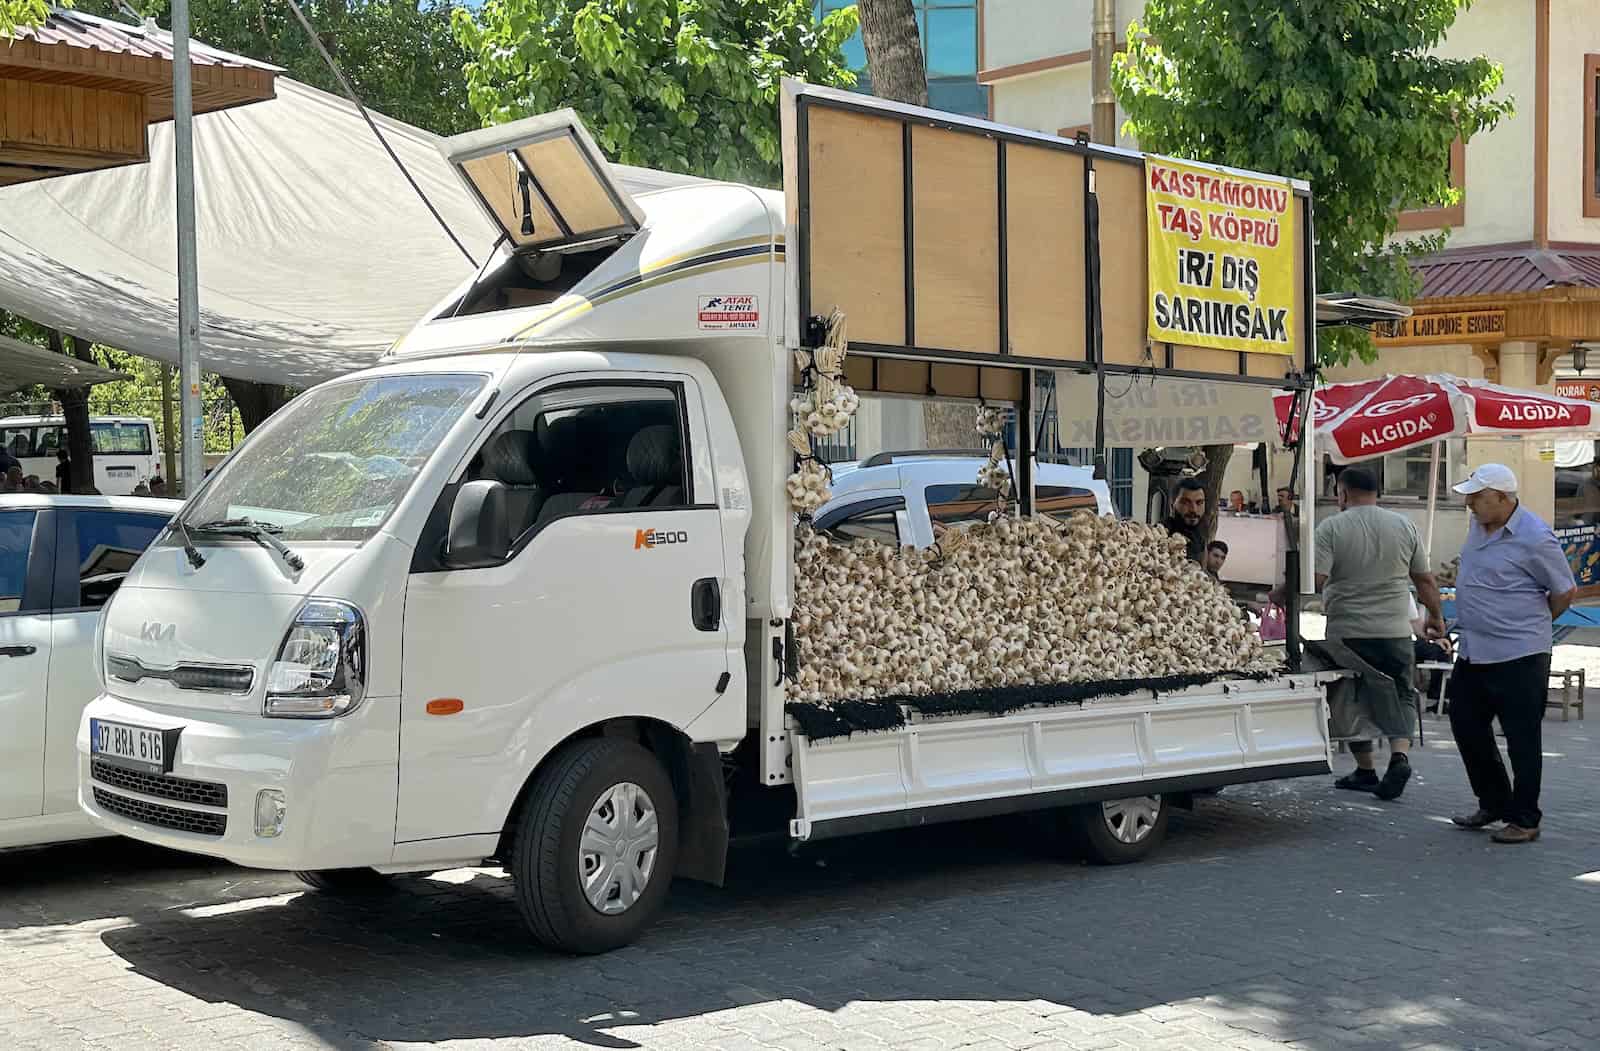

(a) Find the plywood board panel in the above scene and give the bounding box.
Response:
[807,107,905,345]
[1174,346,1239,375]
[980,368,1025,403]
[930,363,980,399]
[1096,159,1149,366]
[520,135,627,234]
[844,355,875,391]
[1005,143,1086,361]
[911,125,1000,354]
[1246,350,1294,379]
[877,358,930,395]
[461,152,558,249]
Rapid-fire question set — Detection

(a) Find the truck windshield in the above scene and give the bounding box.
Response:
[181,373,485,542]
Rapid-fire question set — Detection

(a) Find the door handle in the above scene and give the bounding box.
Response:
[0,645,36,658]
[691,578,721,632]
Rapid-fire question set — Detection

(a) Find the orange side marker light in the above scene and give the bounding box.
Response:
[426,698,465,716]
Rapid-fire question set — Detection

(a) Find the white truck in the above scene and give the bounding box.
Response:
[79,83,1333,954]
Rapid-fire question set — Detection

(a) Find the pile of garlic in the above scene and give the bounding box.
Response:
[791,511,1272,704]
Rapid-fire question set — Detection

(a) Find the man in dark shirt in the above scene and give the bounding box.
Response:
[55,448,72,494]
[1163,476,1208,563]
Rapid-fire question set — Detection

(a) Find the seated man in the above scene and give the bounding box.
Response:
[1203,539,1228,580]
[1409,593,1453,706]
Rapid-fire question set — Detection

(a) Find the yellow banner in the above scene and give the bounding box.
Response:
[1145,156,1298,356]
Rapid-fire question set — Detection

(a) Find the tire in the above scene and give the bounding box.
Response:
[1061,794,1169,865]
[293,867,391,892]
[511,738,679,955]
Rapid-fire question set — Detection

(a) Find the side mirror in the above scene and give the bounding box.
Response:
[444,480,511,567]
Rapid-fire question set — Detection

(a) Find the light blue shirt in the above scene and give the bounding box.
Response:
[1455,503,1577,663]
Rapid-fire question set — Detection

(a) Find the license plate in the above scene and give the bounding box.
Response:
[90,718,177,774]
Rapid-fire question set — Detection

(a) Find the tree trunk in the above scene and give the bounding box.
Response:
[48,330,97,494]
[1197,443,1233,543]
[222,377,293,435]
[856,0,951,444]
[857,0,928,107]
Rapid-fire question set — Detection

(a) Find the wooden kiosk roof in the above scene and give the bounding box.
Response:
[1,9,277,186]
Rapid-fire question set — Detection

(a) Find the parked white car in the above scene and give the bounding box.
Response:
[0,415,164,496]
[814,452,1114,547]
[0,494,181,849]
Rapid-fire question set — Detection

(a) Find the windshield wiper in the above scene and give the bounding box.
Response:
[189,518,306,572]
[173,516,205,569]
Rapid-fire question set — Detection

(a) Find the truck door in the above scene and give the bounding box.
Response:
[397,377,729,844]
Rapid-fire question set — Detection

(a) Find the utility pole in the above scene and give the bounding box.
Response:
[1091,0,1117,145]
[170,0,204,496]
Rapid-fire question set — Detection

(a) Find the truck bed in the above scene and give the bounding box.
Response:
[788,673,1334,840]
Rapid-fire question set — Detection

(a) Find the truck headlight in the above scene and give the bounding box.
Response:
[264,599,366,718]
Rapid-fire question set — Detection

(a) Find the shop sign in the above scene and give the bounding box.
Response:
[1557,524,1600,587]
[1145,157,1298,356]
[1555,381,1600,402]
[1373,310,1506,347]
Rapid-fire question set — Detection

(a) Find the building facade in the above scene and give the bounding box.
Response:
[980,0,1600,572]
[815,0,989,116]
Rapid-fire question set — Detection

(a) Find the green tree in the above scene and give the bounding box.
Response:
[452,0,860,185]
[77,0,475,135]
[1114,0,1513,366]
[0,0,59,36]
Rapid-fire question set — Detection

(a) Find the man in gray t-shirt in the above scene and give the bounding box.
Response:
[1314,467,1445,800]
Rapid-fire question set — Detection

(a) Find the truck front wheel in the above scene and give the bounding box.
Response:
[511,738,679,954]
[1063,794,1169,864]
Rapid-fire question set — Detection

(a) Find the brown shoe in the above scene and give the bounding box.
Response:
[1490,823,1540,844]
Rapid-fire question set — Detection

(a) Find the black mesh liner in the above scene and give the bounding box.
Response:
[786,670,1276,741]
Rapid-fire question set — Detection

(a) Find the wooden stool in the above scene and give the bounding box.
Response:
[1547,669,1586,721]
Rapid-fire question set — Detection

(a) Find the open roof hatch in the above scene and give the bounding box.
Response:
[442,110,645,255]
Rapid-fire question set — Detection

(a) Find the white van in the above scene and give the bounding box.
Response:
[79,87,1334,954]
[0,415,163,495]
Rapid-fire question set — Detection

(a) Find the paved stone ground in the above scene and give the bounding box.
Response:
[4,711,1600,1051]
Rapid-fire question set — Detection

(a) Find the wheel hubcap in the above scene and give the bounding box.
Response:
[578,781,659,915]
[1101,795,1161,844]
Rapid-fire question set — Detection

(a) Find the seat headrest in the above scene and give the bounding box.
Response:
[481,430,539,487]
[626,425,681,487]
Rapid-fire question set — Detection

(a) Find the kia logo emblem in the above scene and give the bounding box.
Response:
[140,621,175,643]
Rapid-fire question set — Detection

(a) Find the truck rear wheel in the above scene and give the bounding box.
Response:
[1063,794,1169,864]
[511,738,679,954]
[292,867,391,892]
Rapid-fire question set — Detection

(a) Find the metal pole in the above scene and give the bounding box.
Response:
[170,0,204,497]
[1425,440,1440,560]
[1091,0,1117,145]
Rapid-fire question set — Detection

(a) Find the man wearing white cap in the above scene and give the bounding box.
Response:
[1447,463,1577,844]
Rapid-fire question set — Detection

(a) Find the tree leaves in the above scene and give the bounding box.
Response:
[453,0,860,186]
[1114,0,1513,366]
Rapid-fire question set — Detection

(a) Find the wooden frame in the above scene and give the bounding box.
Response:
[786,84,1316,388]
[1585,54,1600,220]
[1396,138,1466,232]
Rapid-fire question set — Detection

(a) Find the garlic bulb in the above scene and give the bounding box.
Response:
[790,512,1273,705]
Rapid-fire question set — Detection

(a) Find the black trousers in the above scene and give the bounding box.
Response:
[1447,652,1551,828]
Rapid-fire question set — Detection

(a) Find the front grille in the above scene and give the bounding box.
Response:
[91,760,228,808]
[106,654,254,694]
[93,788,227,837]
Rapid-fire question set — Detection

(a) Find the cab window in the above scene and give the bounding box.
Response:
[813,497,904,547]
[1037,484,1099,520]
[91,422,152,456]
[926,483,1005,526]
[465,384,691,543]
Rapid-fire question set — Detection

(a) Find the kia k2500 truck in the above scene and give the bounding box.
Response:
[79,83,1334,954]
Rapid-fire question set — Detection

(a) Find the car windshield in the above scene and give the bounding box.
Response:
[182,373,485,542]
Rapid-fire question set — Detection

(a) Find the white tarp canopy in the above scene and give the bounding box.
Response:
[0,333,127,394]
[0,79,705,388]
